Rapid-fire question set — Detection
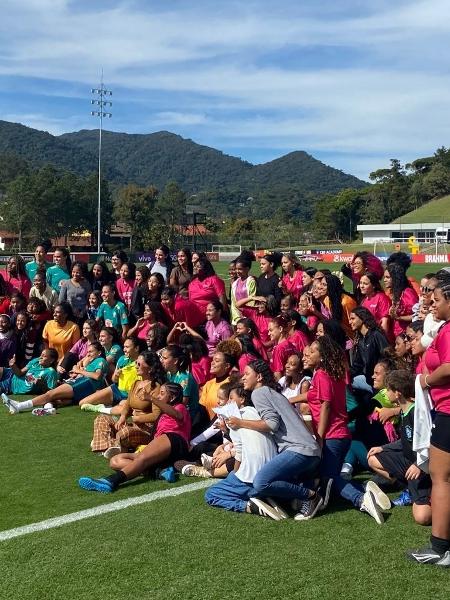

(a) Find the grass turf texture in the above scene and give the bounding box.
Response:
[1,404,448,600]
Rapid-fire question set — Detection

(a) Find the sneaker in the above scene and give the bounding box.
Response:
[266,497,289,519]
[173,459,191,473]
[158,467,176,483]
[1,392,10,405]
[319,478,333,511]
[365,480,392,511]
[392,489,412,507]
[2,394,19,414]
[247,498,282,521]
[340,462,353,481]
[201,453,214,471]
[294,493,323,521]
[181,464,212,478]
[360,490,384,524]
[80,403,105,413]
[31,407,55,416]
[78,476,114,493]
[103,446,121,459]
[407,546,450,567]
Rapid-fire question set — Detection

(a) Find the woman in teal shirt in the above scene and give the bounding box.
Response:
[25,243,53,282]
[5,342,109,413]
[46,248,71,292]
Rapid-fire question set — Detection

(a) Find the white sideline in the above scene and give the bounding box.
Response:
[0,480,214,542]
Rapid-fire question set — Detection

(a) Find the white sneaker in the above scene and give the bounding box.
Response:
[181,464,212,478]
[1,392,10,405]
[201,453,214,470]
[340,463,353,481]
[247,498,282,520]
[360,490,384,524]
[266,498,289,519]
[103,446,122,459]
[365,480,391,511]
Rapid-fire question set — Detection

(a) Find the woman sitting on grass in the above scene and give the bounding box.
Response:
[79,336,145,415]
[78,382,191,493]
[89,350,166,458]
[5,342,108,413]
[1,349,59,406]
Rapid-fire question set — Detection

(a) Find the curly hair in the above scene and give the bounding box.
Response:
[247,359,281,392]
[315,335,346,380]
[387,263,411,304]
[139,350,167,387]
[216,338,242,358]
[351,306,381,333]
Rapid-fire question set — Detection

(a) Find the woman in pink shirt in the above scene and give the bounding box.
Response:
[384,264,418,338]
[235,316,268,361]
[410,272,450,565]
[115,262,136,312]
[128,301,167,341]
[268,315,296,380]
[359,272,391,337]
[188,257,227,319]
[280,252,304,300]
[78,380,191,493]
[2,255,31,299]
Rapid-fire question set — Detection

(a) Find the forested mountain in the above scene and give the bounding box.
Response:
[0,120,366,208]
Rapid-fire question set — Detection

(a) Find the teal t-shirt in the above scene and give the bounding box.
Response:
[83,357,109,391]
[46,265,70,292]
[97,301,129,331]
[105,344,124,365]
[25,260,53,282]
[11,358,58,394]
[167,370,199,415]
[116,355,132,369]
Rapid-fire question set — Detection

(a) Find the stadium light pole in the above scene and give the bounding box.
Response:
[91,75,112,253]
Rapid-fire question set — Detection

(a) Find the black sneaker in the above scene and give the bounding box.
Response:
[407,547,450,567]
[294,493,323,521]
[247,498,282,520]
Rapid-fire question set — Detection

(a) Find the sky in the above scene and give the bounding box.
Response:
[1,0,450,180]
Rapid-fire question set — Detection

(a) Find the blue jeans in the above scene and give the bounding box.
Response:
[205,472,252,512]
[321,438,364,507]
[249,450,320,500]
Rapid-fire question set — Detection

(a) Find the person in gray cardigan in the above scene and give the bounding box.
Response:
[226,359,323,521]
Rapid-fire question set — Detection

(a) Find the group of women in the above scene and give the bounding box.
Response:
[2,244,449,567]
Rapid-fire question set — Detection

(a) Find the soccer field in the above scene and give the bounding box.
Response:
[1,405,448,600]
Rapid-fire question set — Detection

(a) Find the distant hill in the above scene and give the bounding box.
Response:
[391,195,450,224]
[0,119,367,215]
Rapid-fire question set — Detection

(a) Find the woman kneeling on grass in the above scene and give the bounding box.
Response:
[79,382,191,493]
[5,342,108,413]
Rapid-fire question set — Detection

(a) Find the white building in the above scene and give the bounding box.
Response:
[357,223,450,244]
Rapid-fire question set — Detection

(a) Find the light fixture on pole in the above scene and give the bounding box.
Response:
[91,74,112,253]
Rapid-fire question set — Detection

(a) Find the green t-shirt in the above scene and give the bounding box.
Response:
[105,344,124,365]
[46,265,70,292]
[97,301,129,331]
[116,355,132,369]
[167,370,199,415]
[11,358,58,394]
[82,357,109,391]
[26,260,53,282]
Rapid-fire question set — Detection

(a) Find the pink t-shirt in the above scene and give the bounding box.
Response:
[281,270,304,300]
[253,336,268,361]
[289,330,310,353]
[361,292,391,324]
[306,368,350,439]
[188,275,226,317]
[163,295,205,329]
[205,318,233,356]
[154,403,191,442]
[115,279,136,310]
[270,339,296,373]
[393,287,419,337]
[70,338,90,359]
[241,307,271,345]
[1,271,31,299]
[238,352,259,373]
[424,321,450,414]
[191,355,211,387]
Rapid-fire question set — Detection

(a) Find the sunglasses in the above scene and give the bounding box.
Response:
[420,286,435,293]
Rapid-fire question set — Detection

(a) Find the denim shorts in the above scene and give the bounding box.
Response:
[110,383,128,406]
[0,368,14,394]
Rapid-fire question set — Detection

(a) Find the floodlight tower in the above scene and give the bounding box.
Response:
[91,75,112,253]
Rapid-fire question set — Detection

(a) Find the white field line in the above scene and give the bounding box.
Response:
[0,479,214,542]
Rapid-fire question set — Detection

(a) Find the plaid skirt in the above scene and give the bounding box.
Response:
[91,415,154,452]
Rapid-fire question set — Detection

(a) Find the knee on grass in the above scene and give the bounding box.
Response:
[413,503,432,526]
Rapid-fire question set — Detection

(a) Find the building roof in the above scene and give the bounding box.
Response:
[358,223,450,231]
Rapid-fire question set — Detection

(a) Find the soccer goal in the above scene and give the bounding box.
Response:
[212,244,242,260]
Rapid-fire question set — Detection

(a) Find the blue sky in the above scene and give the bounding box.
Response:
[1,0,450,180]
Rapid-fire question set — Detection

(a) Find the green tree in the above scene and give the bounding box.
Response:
[154,182,186,246]
[2,174,36,250]
[113,184,159,250]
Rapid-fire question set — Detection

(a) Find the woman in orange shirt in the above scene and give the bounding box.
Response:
[42,302,80,361]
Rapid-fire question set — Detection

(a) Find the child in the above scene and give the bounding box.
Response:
[86,291,101,320]
[29,271,59,312]
[367,370,432,525]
